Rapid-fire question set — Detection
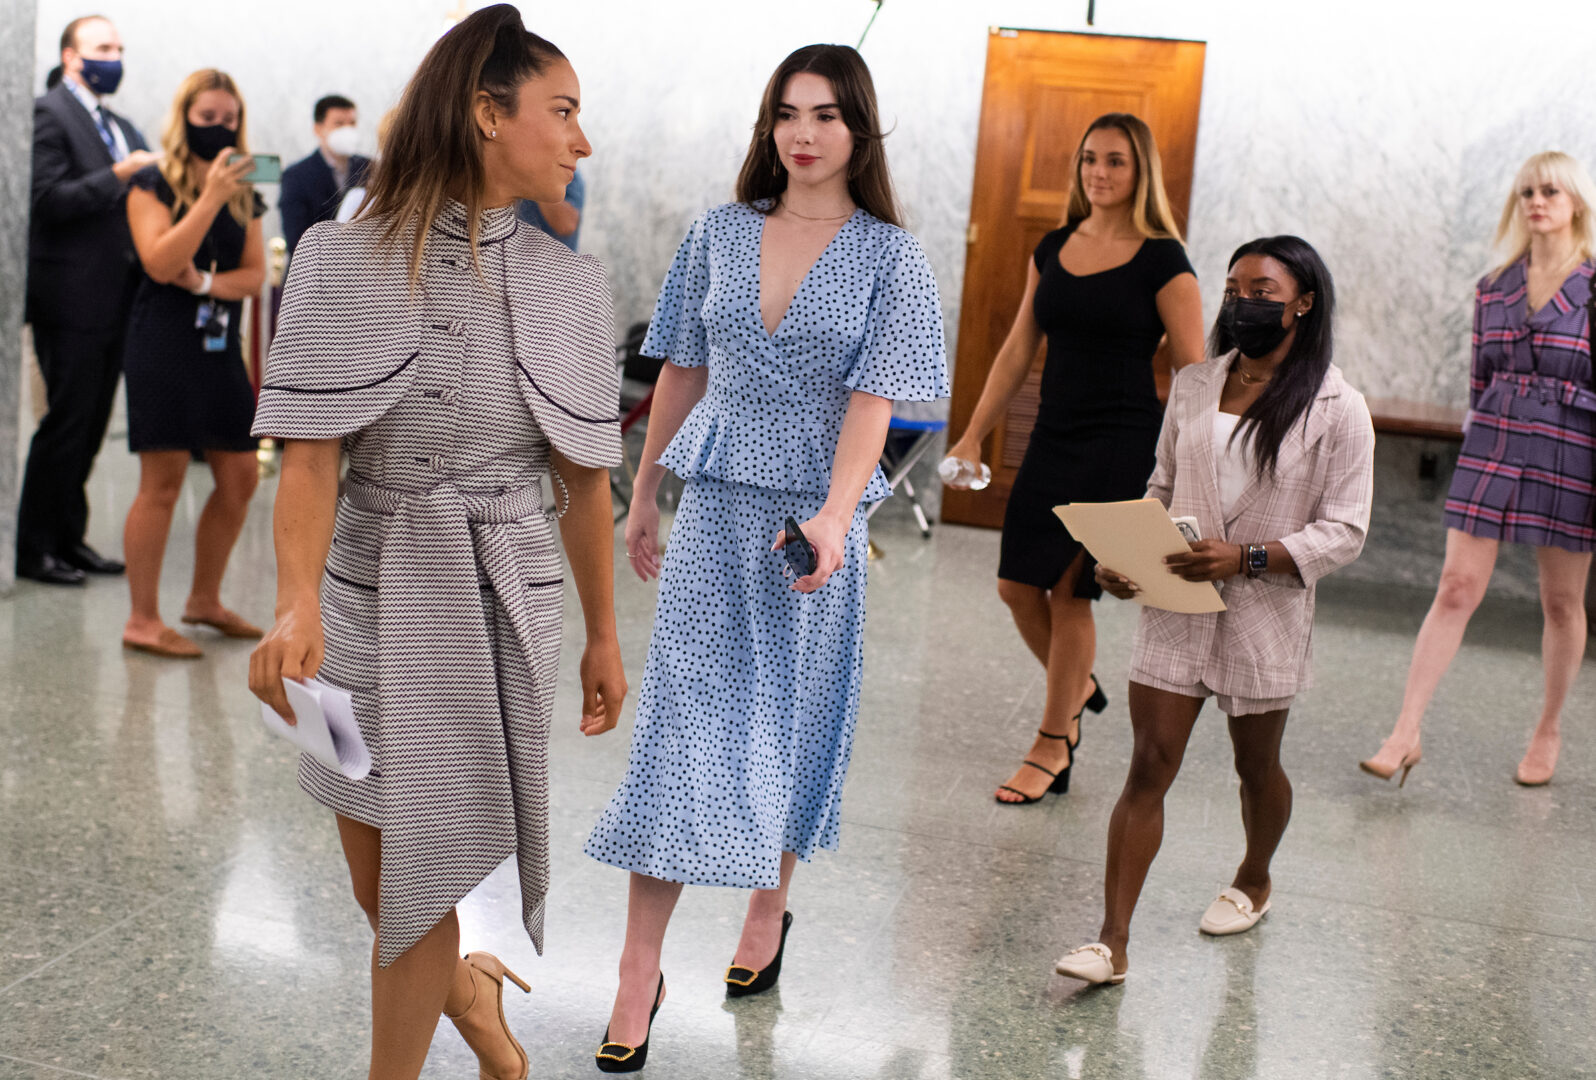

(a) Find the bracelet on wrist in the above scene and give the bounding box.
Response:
[190,270,214,296]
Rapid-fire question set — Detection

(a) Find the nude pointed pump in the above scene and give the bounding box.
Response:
[445,951,531,1080]
[1359,743,1422,787]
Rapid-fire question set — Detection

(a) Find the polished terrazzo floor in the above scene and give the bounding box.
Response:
[1,440,1592,1080]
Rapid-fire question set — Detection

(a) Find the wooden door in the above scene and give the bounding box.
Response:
[942,29,1206,528]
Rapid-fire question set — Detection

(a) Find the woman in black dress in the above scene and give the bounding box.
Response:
[945,113,1204,803]
[121,69,265,658]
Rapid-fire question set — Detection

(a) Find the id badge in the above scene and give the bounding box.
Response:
[195,300,230,353]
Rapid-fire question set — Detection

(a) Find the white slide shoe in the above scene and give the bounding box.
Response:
[1199,887,1270,935]
[1054,943,1126,985]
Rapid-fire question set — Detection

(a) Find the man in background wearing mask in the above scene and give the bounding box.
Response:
[19,14,156,585]
[279,95,371,256]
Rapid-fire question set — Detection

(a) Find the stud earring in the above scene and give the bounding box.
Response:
[489,130,497,139]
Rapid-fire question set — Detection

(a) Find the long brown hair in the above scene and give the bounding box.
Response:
[159,69,253,226]
[1061,112,1182,242]
[361,3,564,284]
[735,44,900,227]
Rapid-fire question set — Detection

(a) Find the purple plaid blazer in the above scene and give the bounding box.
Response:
[1444,258,1595,552]
[1128,356,1375,700]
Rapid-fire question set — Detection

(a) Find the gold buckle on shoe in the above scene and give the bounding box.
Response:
[596,1043,636,1062]
[724,965,758,987]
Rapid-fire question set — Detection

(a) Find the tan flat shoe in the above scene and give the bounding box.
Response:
[445,951,531,1080]
[181,611,264,639]
[1515,738,1560,786]
[1199,887,1270,935]
[1054,942,1125,985]
[122,628,203,659]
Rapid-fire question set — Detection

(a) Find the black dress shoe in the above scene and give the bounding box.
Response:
[61,543,124,575]
[16,553,86,586]
[724,911,793,998]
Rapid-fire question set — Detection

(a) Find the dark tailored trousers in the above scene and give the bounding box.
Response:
[16,323,125,563]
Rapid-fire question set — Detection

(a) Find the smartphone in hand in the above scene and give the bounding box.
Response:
[226,152,282,184]
[782,516,816,578]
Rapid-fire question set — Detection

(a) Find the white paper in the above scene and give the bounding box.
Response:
[1054,499,1226,615]
[259,677,372,780]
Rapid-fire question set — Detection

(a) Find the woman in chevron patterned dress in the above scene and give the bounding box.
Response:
[247,9,625,1080]
[1362,151,1595,789]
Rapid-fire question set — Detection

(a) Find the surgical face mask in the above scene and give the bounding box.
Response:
[185,120,235,162]
[1220,296,1293,359]
[325,126,361,157]
[78,56,123,95]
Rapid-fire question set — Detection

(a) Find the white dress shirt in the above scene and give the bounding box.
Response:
[64,74,130,162]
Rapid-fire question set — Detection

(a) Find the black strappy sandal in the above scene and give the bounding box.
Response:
[994,675,1107,805]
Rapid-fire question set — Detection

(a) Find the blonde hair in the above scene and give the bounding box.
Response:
[1061,113,1183,243]
[1487,151,1596,282]
[159,69,253,227]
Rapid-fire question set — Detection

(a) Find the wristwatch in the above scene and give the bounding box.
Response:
[1245,543,1269,578]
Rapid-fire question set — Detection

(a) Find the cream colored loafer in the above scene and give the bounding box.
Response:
[1199,887,1270,936]
[1054,943,1125,985]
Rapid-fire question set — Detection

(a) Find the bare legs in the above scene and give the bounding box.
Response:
[336,815,519,1080]
[1097,683,1202,973]
[122,449,258,648]
[1519,545,1592,782]
[607,853,798,1048]
[1365,528,1590,783]
[183,450,259,625]
[1096,684,1291,975]
[995,551,1099,802]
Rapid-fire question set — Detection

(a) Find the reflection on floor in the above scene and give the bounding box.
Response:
[1,444,1591,1080]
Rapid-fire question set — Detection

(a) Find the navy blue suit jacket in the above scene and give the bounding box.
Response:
[280,150,372,255]
[26,82,150,330]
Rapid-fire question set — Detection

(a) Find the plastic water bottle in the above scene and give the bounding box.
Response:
[938,456,991,491]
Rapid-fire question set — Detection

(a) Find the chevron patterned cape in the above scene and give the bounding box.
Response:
[253,202,621,966]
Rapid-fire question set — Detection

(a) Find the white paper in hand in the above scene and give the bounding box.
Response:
[259,677,372,780]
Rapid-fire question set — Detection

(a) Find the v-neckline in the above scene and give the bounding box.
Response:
[755,207,859,339]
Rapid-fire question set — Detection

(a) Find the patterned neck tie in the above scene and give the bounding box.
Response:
[95,107,123,162]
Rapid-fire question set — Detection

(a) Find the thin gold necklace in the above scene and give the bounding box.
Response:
[780,202,854,222]
[1236,364,1273,385]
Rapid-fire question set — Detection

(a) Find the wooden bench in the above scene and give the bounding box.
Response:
[1365,397,1466,441]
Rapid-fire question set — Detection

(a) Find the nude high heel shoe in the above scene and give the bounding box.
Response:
[445,951,531,1080]
[1359,740,1422,787]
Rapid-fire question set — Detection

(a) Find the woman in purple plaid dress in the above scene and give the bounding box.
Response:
[1362,151,1595,788]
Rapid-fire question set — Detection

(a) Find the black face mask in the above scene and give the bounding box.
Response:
[1221,297,1293,359]
[184,120,234,162]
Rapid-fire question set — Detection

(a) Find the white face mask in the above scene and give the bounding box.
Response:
[325,126,360,157]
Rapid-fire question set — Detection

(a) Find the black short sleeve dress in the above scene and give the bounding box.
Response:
[998,223,1195,596]
[122,166,264,454]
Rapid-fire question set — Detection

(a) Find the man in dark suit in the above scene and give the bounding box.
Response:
[19,14,158,585]
[280,95,373,256]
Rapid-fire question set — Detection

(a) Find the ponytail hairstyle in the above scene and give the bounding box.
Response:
[1061,112,1182,242]
[361,3,564,284]
[735,44,901,227]
[1209,235,1337,477]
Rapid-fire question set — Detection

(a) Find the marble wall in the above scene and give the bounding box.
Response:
[1,0,37,593]
[34,0,1596,405]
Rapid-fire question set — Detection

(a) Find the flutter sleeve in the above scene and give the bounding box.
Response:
[639,212,712,368]
[845,231,950,402]
[251,224,421,440]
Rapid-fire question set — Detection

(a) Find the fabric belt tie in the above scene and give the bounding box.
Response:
[1490,371,1596,413]
[345,477,554,966]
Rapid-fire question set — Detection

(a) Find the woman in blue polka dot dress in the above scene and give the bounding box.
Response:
[585,44,948,1071]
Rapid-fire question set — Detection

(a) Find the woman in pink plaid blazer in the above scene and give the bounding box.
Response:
[1362,151,1595,788]
[1055,236,1374,985]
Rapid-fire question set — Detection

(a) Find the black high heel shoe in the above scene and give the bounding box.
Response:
[596,974,664,1073]
[995,675,1107,804]
[725,910,793,997]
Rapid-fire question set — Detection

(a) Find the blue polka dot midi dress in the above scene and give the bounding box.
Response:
[585,201,949,887]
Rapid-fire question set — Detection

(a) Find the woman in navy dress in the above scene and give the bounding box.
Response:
[120,69,265,658]
[586,44,947,1071]
[944,114,1204,803]
[1362,151,1595,787]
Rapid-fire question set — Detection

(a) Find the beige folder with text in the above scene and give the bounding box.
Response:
[1054,499,1226,614]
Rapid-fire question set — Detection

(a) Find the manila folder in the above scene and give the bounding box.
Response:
[1054,499,1226,614]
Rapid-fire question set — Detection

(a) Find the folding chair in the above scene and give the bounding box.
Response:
[865,415,946,538]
